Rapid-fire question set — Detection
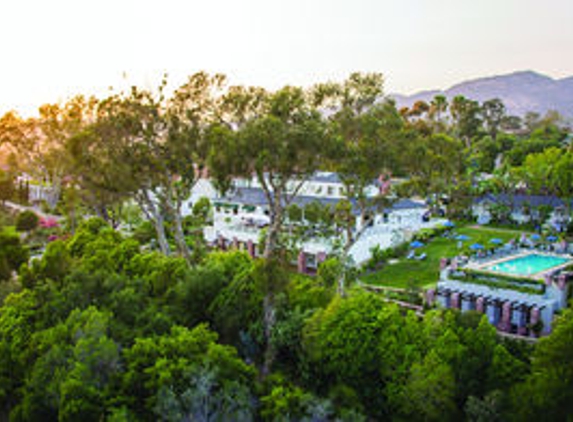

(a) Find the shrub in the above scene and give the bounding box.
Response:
[132,220,156,245]
[0,229,29,280]
[412,225,447,242]
[16,210,40,232]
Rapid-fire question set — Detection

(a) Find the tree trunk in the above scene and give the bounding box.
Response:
[153,211,171,256]
[337,212,370,297]
[263,196,283,259]
[261,214,280,377]
[136,191,171,256]
[260,191,283,377]
[172,204,192,264]
[263,216,282,259]
[164,183,192,265]
[261,293,276,377]
[47,177,62,210]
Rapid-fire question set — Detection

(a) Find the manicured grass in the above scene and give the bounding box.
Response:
[360,225,526,289]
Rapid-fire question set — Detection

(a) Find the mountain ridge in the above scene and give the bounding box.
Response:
[390,70,573,118]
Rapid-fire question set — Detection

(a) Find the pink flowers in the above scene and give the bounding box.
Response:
[378,173,392,195]
[39,217,59,229]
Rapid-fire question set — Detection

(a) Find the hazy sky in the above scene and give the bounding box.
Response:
[2,0,572,115]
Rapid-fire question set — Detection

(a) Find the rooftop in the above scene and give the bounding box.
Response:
[216,187,427,215]
[438,279,554,308]
[474,193,567,209]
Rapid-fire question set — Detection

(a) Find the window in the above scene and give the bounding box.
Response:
[327,186,334,196]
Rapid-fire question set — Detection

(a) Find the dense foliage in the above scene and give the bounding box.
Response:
[0,72,572,420]
[0,219,569,420]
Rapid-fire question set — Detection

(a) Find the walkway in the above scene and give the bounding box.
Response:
[2,201,63,221]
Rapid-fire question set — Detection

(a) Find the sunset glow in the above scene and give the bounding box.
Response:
[2,0,572,115]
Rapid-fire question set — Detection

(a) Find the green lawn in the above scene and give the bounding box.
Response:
[360,225,528,289]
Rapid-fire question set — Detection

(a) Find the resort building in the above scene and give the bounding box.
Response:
[472,193,571,231]
[429,247,573,336]
[186,172,444,272]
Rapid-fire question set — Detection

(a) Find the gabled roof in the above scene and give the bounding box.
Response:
[217,187,362,215]
[309,171,387,188]
[389,198,427,210]
[474,193,566,209]
[217,187,427,216]
[308,172,341,184]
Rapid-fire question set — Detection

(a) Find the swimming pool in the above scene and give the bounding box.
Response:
[485,254,570,277]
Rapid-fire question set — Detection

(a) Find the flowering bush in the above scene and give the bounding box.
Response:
[39,217,59,229]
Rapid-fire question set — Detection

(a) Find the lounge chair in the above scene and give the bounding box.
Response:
[416,252,427,260]
[406,250,416,259]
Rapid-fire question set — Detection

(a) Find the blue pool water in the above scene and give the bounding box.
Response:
[486,254,569,276]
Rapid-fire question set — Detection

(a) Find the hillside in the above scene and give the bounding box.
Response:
[392,70,573,118]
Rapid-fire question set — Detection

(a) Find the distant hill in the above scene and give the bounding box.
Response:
[391,71,573,118]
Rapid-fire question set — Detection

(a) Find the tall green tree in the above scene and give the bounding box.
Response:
[5,97,98,209]
[481,98,506,140]
[450,95,482,148]
[12,307,119,422]
[429,94,448,131]
[210,83,329,375]
[397,350,457,421]
[510,307,573,420]
[121,324,255,419]
[315,73,401,294]
[71,73,225,261]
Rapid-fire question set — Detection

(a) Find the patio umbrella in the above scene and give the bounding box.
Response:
[470,243,484,250]
[546,235,558,242]
[410,240,424,249]
[443,221,455,228]
[489,238,503,245]
[456,234,470,241]
[531,234,541,241]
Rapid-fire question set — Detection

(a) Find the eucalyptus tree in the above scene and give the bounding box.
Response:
[429,94,448,130]
[69,73,227,262]
[211,84,330,258]
[516,147,573,213]
[161,72,229,262]
[208,83,330,376]
[66,90,168,252]
[0,111,29,154]
[481,98,506,140]
[312,72,402,295]
[450,95,482,148]
[0,97,98,209]
[66,99,136,228]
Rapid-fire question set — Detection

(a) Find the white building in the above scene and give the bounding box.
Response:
[472,193,571,231]
[186,172,443,272]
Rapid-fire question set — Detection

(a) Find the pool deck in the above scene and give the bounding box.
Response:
[466,251,573,281]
